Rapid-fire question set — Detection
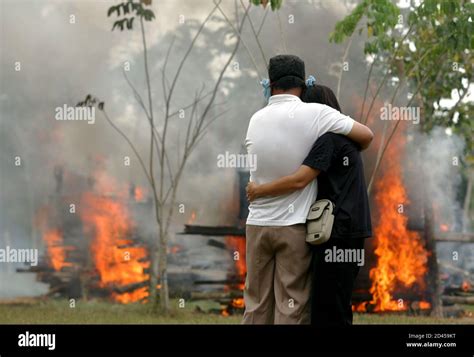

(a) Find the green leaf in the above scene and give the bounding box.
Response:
[107,5,117,17]
[142,9,155,21]
[271,0,283,10]
[112,18,126,31]
[126,17,134,30]
[123,2,130,15]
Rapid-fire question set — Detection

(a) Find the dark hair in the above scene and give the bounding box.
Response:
[272,76,306,91]
[302,85,341,112]
[268,55,306,91]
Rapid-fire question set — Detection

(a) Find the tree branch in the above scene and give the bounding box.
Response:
[367,54,447,193]
[336,35,354,101]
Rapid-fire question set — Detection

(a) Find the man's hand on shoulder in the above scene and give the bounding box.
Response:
[346,121,374,150]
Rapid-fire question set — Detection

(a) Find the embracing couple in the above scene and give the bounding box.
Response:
[243,55,373,326]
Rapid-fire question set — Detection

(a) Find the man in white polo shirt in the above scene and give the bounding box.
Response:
[243,55,373,324]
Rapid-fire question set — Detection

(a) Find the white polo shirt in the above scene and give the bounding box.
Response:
[245,94,355,226]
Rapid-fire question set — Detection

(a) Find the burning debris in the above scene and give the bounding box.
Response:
[18,165,249,311]
[19,166,153,303]
[350,134,431,313]
[181,225,247,315]
[366,137,429,312]
[80,192,150,303]
[15,145,472,318]
[43,229,73,271]
[221,235,246,315]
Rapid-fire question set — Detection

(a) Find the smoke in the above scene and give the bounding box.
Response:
[406,127,465,230]
[0,0,360,229]
[405,126,469,284]
[4,0,434,296]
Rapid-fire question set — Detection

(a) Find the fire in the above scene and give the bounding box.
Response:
[439,224,449,232]
[43,229,73,271]
[134,186,146,202]
[418,301,431,310]
[113,287,149,304]
[188,211,196,224]
[225,235,246,290]
[231,297,245,308]
[81,192,149,303]
[221,236,246,315]
[369,136,429,311]
[462,281,471,292]
[169,245,182,254]
[352,301,369,312]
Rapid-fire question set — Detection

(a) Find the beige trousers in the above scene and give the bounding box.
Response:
[242,224,312,324]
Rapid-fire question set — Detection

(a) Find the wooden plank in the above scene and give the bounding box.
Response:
[190,291,242,300]
[207,239,227,250]
[435,232,474,242]
[180,225,245,237]
[442,295,474,304]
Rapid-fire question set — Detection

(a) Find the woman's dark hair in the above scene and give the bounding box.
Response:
[302,85,341,112]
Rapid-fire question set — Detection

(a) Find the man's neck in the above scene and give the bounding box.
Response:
[272,88,302,97]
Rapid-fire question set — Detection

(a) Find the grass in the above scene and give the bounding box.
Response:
[354,312,474,324]
[0,299,242,324]
[0,299,473,324]
[354,304,474,324]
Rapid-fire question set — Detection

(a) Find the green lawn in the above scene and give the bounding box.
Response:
[0,299,473,324]
[354,304,474,324]
[0,299,242,324]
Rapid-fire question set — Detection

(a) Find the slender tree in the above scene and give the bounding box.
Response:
[78,0,253,312]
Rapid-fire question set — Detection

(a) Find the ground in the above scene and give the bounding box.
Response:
[0,299,473,324]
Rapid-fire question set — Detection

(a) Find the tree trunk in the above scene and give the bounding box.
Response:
[158,231,170,311]
[462,168,473,232]
[423,196,443,317]
[148,241,158,307]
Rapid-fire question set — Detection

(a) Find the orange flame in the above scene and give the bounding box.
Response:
[369,136,429,311]
[134,186,146,202]
[225,235,246,291]
[221,236,246,315]
[113,287,149,304]
[462,281,471,292]
[439,224,449,232]
[352,301,369,312]
[188,211,196,224]
[231,297,245,308]
[169,245,182,254]
[43,229,73,271]
[418,301,431,310]
[81,192,149,303]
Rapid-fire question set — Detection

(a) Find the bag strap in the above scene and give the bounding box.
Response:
[333,165,358,216]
